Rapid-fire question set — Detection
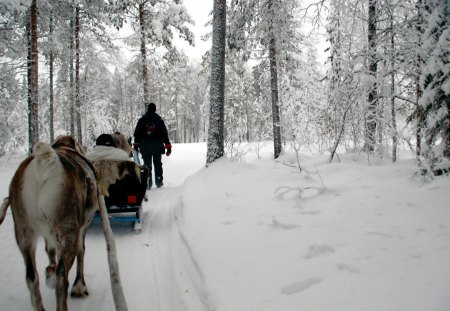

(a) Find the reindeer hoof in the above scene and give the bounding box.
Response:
[45,265,57,289]
[71,283,89,298]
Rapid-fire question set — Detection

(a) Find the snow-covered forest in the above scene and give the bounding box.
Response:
[0,1,449,311]
[0,0,448,172]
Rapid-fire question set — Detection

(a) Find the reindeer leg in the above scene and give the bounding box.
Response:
[0,197,9,224]
[55,245,76,311]
[16,230,45,311]
[71,225,89,297]
[44,239,57,289]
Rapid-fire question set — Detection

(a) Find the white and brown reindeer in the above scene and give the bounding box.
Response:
[0,135,138,311]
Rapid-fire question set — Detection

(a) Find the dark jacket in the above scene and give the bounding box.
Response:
[133,112,170,154]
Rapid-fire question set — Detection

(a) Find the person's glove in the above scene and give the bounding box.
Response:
[133,143,139,151]
[165,143,172,156]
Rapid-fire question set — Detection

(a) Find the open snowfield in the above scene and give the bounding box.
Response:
[0,142,449,311]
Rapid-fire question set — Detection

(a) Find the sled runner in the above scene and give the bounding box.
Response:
[92,134,148,234]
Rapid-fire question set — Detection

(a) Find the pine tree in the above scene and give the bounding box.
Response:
[418,0,450,172]
[207,0,226,164]
[27,0,39,154]
[229,0,303,159]
[117,0,194,112]
[268,0,282,159]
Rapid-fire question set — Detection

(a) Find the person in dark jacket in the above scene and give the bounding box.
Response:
[133,102,172,188]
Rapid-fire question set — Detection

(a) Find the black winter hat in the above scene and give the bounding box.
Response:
[147,102,156,113]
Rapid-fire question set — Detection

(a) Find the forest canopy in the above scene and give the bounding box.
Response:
[0,0,448,174]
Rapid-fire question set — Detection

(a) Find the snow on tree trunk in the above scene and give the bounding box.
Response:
[206,0,226,165]
[49,13,55,143]
[364,0,378,152]
[417,0,450,172]
[75,5,82,144]
[139,3,149,106]
[269,36,281,159]
[389,11,397,163]
[415,0,424,157]
[69,11,75,136]
[268,0,282,159]
[27,0,39,154]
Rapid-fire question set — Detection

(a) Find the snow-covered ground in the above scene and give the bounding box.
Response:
[0,142,449,311]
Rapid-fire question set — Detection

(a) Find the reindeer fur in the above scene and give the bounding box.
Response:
[0,136,138,311]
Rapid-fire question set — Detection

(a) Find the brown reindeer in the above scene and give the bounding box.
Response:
[95,132,133,157]
[0,136,138,311]
[111,132,133,155]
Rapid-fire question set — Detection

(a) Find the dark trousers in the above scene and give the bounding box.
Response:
[142,152,163,183]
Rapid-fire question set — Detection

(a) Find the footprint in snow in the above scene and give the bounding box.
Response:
[337,263,360,274]
[281,277,322,295]
[299,210,321,216]
[270,217,301,230]
[304,244,335,259]
[365,231,394,238]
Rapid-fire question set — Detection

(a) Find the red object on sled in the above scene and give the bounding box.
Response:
[127,195,137,205]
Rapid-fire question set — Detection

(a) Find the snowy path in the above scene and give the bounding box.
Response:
[0,143,210,311]
[1,144,449,311]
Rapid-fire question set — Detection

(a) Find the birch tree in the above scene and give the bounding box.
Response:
[364,0,378,152]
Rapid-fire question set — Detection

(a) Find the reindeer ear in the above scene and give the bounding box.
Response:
[52,135,77,150]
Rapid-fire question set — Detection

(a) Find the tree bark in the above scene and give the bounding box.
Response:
[415,0,424,157]
[139,2,149,107]
[390,12,397,162]
[268,0,282,159]
[364,0,378,152]
[75,5,82,144]
[49,13,55,143]
[27,0,39,154]
[206,0,226,164]
[69,10,75,136]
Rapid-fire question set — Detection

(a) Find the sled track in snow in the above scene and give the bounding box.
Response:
[143,188,214,311]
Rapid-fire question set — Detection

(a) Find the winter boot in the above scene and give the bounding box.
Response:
[155,176,163,188]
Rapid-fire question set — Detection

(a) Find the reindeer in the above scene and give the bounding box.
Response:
[94,132,133,157]
[0,136,138,311]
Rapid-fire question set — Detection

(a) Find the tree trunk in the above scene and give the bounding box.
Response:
[244,100,251,142]
[390,12,397,162]
[268,0,282,159]
[206,0,226,164]
[330,103,352,163]
[75,5,82,144]
[27,0,39,154]
[364,0,378,152]
[139,3,149,107]
[446,100,450,161]
[49,13,55,143]
[69,11,75,136]
[175,99,179,143]
[415,0,424,157]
